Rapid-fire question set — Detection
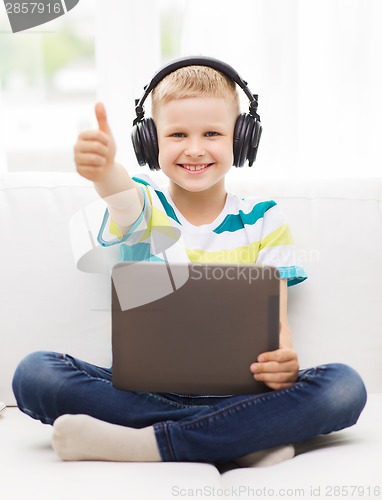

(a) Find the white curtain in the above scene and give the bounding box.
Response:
[179,0,382,179]
[0,77,6,173]
[95,0,161,171]
[2,0,380,178]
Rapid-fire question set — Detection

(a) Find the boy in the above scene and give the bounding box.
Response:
[13,61,366,465]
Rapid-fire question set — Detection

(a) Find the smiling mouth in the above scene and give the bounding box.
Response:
[179,164,211,171]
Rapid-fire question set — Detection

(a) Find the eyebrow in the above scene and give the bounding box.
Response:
[161,122,228,132]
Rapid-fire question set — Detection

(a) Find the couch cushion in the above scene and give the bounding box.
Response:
[224,175,382,393]
[0,173,111,404]
[1,394,381,499]
[1,173,381,404]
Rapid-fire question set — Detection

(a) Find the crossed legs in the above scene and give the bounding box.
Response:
[12,352,367,464]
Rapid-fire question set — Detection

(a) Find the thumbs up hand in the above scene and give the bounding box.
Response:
[95,102,112,136]
[74,102,117,182]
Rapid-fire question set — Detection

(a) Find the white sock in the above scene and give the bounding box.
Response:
[234,444,295,467]
[52,414,161,462]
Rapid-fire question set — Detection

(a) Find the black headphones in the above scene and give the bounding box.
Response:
[131,56,262,171]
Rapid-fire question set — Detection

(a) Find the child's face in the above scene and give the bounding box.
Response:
[155,96,237,194]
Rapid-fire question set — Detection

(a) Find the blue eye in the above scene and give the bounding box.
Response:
[205,131,219,137]
[171,133,185,138]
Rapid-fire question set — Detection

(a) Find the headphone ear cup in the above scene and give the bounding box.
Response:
[247,119,262,166]
[233,114,253,167]
[142,118,160,170]
[233,114,246,167]
[131,121,146,166]
[131,118,160,170]
[233,114,262,167]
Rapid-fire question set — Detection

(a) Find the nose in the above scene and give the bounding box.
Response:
[184,137,205,158]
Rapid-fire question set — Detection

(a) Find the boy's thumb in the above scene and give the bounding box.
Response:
[95,102,111,134]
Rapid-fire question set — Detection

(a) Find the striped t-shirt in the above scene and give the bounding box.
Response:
[97,174,307,286]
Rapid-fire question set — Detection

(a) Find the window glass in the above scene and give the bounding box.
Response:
[0,0,96,172]
[0,0,186,173]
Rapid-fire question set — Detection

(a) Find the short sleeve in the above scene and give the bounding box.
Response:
[256,202,307,286]
[97,185,151,248]
[96,176,187,264]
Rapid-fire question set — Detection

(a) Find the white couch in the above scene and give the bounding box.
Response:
[1,172,381,500]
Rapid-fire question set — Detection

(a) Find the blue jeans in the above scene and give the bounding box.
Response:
[12,351,367,463]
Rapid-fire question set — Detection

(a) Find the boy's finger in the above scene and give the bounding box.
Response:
[78,130,109,145]
[251,360,296,374]
[95,102,111,134]
[258,347,295,363]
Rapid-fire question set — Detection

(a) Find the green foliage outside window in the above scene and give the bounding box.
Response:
[0,22,94,89]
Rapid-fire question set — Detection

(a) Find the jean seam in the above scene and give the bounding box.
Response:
[157,386,303,461]
[53,355,113,419]
[157,374,316,460]
[300,365,321,381]
[62,355,204,411]
[147,392,208,410]
[18,405,54,425]
[60,355,113,386]
[176,375,314,432]
[154,421,178,461]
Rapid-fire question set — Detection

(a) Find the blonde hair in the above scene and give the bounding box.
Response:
[151,65,240,118]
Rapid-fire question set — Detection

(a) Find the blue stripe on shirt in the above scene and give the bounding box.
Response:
[214,200,276,234]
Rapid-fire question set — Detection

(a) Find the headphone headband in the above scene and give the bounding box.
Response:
[133,56,260,125]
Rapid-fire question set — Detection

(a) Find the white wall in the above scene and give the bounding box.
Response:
[94,0,161,173]
[179,0,382,180]
[0,78,6,173]
[1,0,381,179]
